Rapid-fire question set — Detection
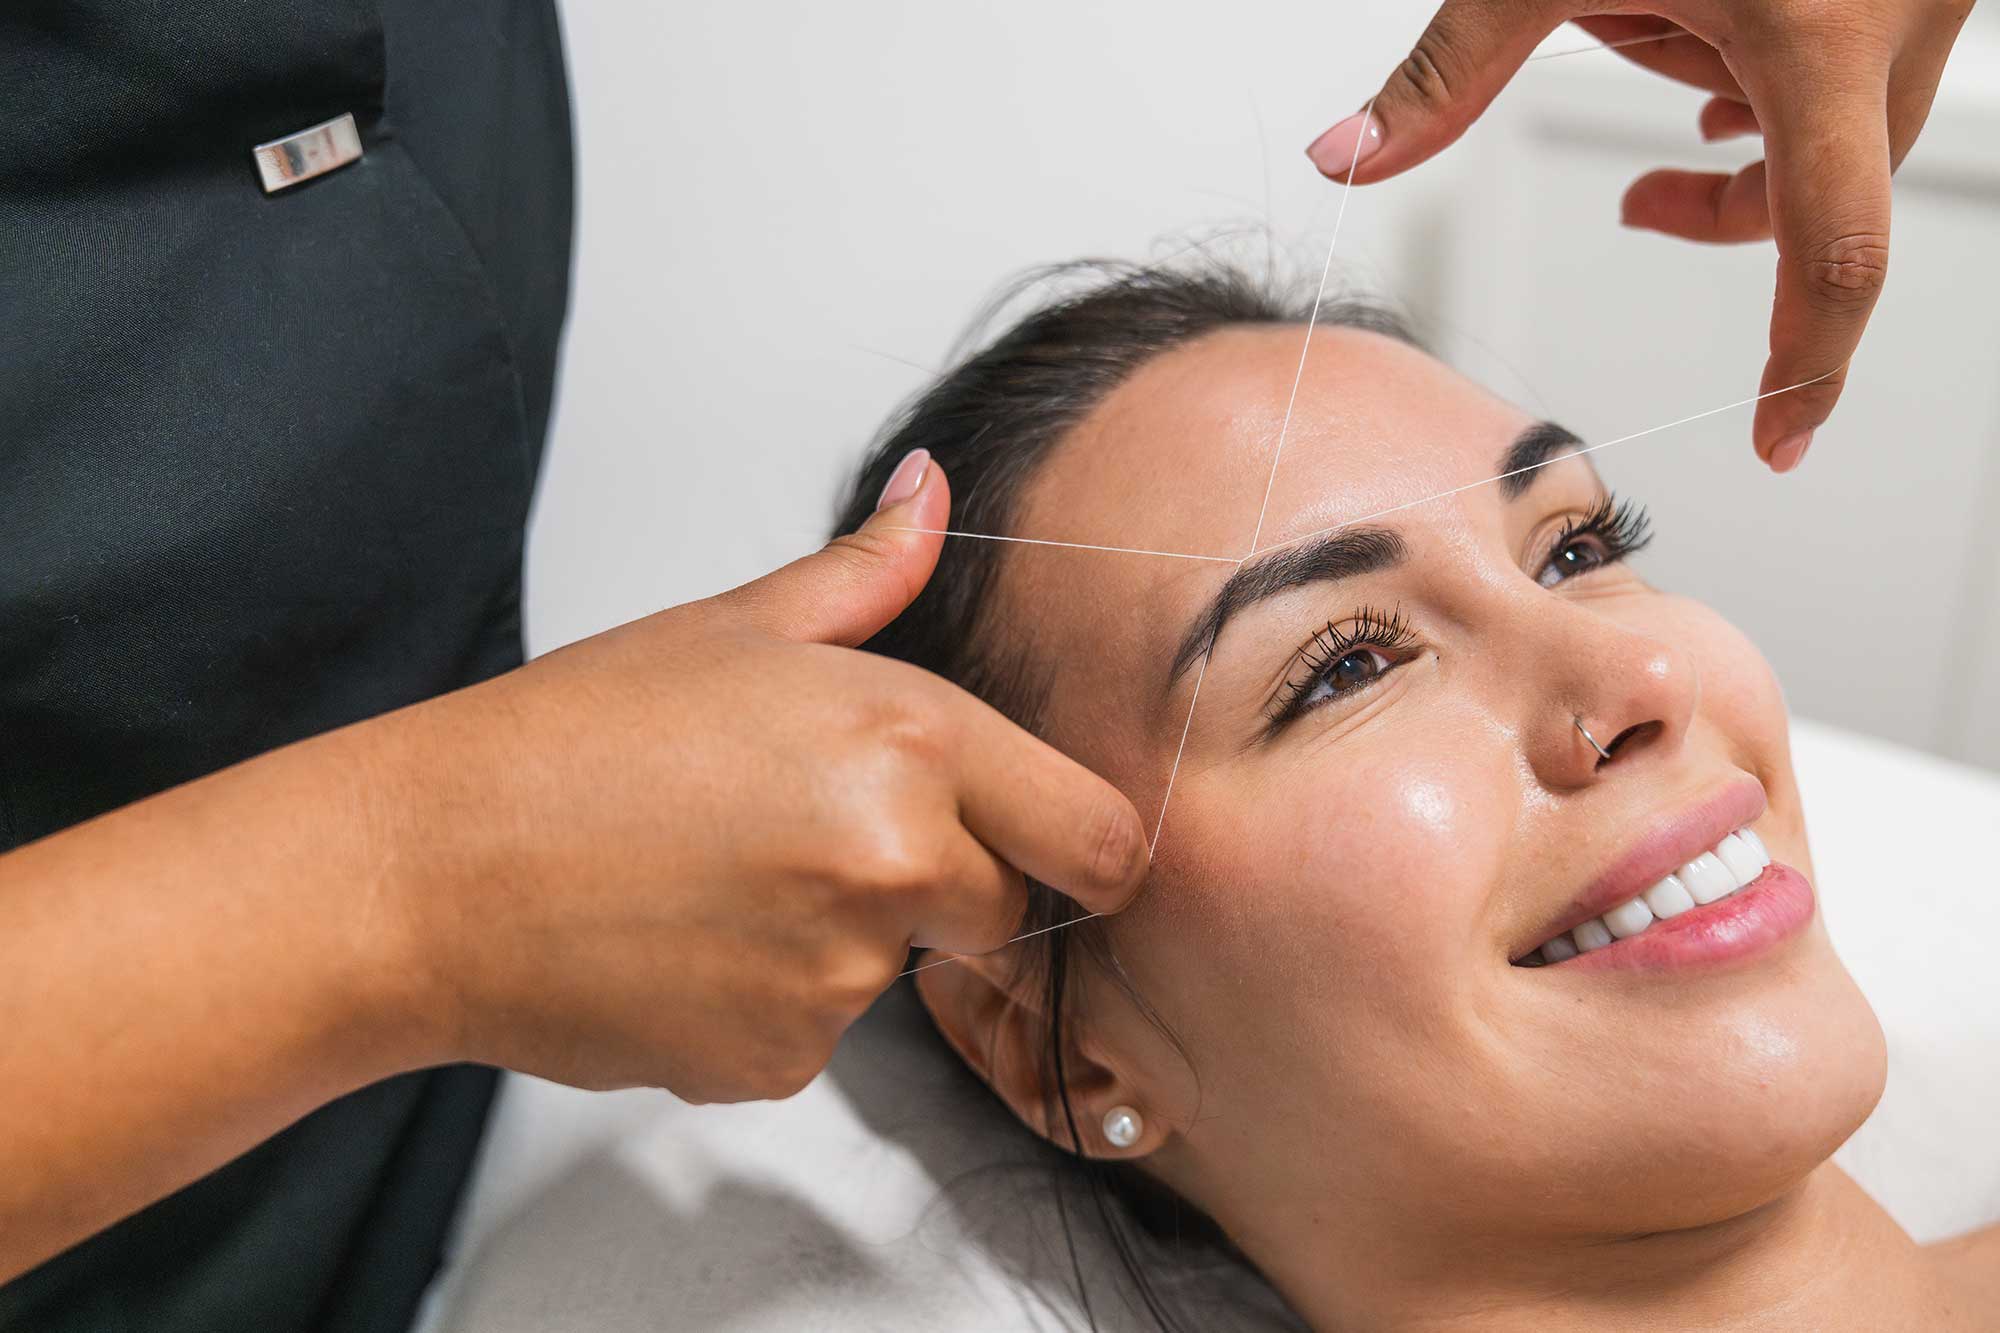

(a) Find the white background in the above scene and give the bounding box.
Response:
[530,3,2000,771]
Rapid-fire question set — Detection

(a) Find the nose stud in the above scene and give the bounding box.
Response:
[1575,715,1612,761]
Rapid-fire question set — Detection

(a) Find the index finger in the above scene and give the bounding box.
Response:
[1747,61,1895,469]
[1308,0,1567,184]
[946,693,1150,917]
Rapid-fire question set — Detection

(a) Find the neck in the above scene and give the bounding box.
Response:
[1238,1165,1952,1332]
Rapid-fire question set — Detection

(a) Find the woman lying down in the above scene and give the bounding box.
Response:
[828,260,1999,1331]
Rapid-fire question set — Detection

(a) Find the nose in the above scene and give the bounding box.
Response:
[1522,601,1699,790]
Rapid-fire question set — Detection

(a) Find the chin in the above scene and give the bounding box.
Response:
[1599,924,1887,1234]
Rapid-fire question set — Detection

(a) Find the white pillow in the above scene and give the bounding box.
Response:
[420,718,2000,1331]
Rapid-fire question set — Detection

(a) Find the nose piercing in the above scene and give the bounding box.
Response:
[1575,715,1612,760]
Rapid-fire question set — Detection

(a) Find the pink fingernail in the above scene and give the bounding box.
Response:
[1306,110,1383,177]
[1768,430,1813,474]
[874,447,931,511]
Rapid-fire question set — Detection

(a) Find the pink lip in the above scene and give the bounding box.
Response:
[1516,778,1767,960]
[1561,862,1815,972]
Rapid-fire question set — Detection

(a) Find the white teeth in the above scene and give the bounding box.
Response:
[1678,851,1737,905]
[1713,833,1765,888]
[1572,918,1614,952]
[1522,824,1777,966]
[1602,896,1655,938]
[1641,873,1696,919]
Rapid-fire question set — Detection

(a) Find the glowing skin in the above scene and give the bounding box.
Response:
[917,327,1998,1328]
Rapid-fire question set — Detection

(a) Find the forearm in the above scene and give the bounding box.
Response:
[0,718,449,1281]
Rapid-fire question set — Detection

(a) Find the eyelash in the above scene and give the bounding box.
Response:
[1267,493,1655,731]
[1270,604,1418,727]
[1539,494,1654,588]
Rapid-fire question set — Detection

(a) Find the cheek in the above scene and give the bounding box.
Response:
[1658,595,1809,858]
[1115,741,1514,1103]
[1671,595,1788,747]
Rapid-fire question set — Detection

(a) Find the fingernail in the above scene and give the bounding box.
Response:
[874,447,931,512]
[1768,430,1813,474]
[1306,109,1383,178]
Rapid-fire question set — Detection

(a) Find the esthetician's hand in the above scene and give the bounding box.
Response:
[1307,0,1976,472]
[395,450,1148,1103]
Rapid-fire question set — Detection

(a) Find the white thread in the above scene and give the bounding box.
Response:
[902,105,1377,977]
[1244,101,1375,560]
[893,58,1806,973]
[897,369,1833,976]
[1526,30,1695,63]
[900,910,1105,976]
[1250,370,1836,558]
[879,526,1237,564]
[1150,650,1213,858]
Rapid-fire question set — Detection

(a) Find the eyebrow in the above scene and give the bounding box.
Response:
[1497,420,1585,499]
[1166,420,1583,686]
[1169,526,1406,685]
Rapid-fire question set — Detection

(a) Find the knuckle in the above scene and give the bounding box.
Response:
[765,1051,827,1100]
[1394,37,1457,112]
[869,693,946,768]
[823,528,901,575]
[839,823,944,899]
[1799,232,1889,308]
[743,1018,834,1101]
[974,891,1029,954]
[817,945,900,1019]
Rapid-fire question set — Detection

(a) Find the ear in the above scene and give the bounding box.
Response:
[914,948,1169,1160]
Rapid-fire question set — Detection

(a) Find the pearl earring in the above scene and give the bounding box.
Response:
[1102,1105,1142,1150]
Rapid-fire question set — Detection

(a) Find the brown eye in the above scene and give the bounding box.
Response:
[1299,647,1394,710]
[1328,649,1385,692]
[1535,495,1654,589]
[1270,606,1421,732]
[1538,536,1609,587]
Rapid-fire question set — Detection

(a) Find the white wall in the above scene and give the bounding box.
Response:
[531,2,2000,771]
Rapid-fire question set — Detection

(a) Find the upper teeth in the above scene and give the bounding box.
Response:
[1522,826,1771,966]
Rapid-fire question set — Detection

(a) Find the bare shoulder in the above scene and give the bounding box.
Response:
[1926,1222,2000,1321]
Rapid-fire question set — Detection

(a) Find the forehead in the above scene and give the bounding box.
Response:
[1020,324,1535,562]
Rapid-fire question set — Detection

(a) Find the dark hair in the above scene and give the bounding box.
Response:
[832,257,1412,1330]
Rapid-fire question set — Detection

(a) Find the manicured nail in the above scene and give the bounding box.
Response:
[1307,110,1383,178]
[874,447,930,511]
[1768,430,1813,474]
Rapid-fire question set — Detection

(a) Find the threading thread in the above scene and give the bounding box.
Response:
[899,104,1380,979]
[894,369,1836,979]
[879,527,1237,564]
[1244,101,1374,561]
[1526,29,1695,63]
[1250,371,1837,558]
[895,48,1818,973]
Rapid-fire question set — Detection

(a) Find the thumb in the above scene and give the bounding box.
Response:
[1308,0,1565,184]
[720,449,950,646]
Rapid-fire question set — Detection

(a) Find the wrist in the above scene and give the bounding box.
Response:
[295,710,474,1077]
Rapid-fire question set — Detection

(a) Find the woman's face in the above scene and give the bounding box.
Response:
[918,325,1884,1290]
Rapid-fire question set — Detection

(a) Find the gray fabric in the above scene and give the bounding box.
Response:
[431,983,1301,1332]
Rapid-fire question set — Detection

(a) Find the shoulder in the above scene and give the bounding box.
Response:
[1926,1222,2000,1319]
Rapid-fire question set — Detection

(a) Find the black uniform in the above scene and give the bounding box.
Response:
[0,1,573,1327]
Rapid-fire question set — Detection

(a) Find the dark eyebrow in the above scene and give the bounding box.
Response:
[1169,526,1406,685]
[1164,421,1582,688]
[1498,421,1585,499]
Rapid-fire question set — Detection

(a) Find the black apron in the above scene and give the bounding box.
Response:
[0,1,572,1327]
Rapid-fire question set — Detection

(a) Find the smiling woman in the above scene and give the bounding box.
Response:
[830,259,1998,1330]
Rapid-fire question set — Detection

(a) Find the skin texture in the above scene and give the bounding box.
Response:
[917,325,1997,1329]
[1306,0,1978,469]
[0,466,1150,1282]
